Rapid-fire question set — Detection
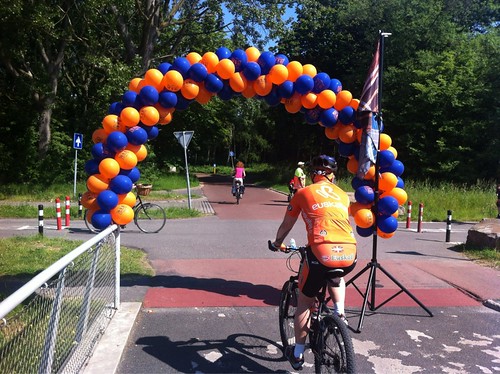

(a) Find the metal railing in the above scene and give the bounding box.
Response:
[0,225,121,374]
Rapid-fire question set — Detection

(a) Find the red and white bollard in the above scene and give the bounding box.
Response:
[406,200,412,229]
[55,198,62,230]
[417,203,424,233]
[65,196,71,227]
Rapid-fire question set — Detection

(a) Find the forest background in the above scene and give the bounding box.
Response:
[0,0,498,187]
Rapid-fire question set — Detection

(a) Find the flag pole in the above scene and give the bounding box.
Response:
[346,31,432,333]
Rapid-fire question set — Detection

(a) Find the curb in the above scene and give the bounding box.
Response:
[484,299,500,312]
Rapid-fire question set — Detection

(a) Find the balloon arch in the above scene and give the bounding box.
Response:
[82,46,407,239]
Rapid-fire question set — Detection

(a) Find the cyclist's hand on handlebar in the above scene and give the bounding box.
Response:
[268,240,286,252]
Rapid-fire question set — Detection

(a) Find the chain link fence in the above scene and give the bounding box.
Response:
[0,225,120,374]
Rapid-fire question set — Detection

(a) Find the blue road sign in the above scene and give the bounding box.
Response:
[73,133,83,150]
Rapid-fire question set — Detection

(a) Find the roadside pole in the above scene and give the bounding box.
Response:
[73,133,83,197]
[173,131,194,210]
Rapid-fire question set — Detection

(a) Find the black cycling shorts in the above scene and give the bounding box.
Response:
[298,246,357,298]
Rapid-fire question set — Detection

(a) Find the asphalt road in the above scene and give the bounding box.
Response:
[1,175,499,373]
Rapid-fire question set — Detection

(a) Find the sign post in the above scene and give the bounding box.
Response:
[173,131,194,209]
[73,133,83,197]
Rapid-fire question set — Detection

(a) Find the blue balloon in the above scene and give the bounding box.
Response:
[132,95,146,110]
[277,80,294,99]
[97,190,119,211]
[396,177,405,189]
[126,126,148,145]
[337,141,356,157]
[171,57,191,77]
[218,82,235,101]
[84,159,100,175]
[109,175,133,195]
[106,131,128,153]
[329,78,342,94]
[275,53,289,66]
[319,108,338,128]
[312,72,331,93]
[144,125,159,140]
[108,101,124,115]
[295,75,314,94]
[377,215,398,234]
[122,91,137,106]
[120,167,141,183]
[379,150,396,169]
[215,47,232,60]
[242,62,261,81]
[91,210,112,230]
[139,85,159,106]
[91,143,106,160]
[204,74,223,93]
[158,91,178,108]
[157,62,172,74]
[338,106,355,124]
[381,159,404,177]
[175,94,193,110]
[264,87,281,106]
[187,62,208,82]
[355,185,375,204]
[304,107,322,124]
[257,51,275,75]
[230,49,247,72]
[378,196,399,216]
[351,177,373,190]
[356,226,374,237]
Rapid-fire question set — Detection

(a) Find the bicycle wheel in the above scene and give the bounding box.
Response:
[279,280,298,351]
[314,314,356,374]
[236,190,240,204]
[83,209,101,233]
[134,203,166,233]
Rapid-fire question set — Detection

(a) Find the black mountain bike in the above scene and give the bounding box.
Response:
[233,180,245,205]
[268,241,356,373]
[84,184,166,234]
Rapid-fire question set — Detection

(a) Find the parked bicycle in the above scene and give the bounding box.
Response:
[84,184,167,234]
[268,240,356,373]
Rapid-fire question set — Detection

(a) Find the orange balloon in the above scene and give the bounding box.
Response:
[216,59,235,80]
[86,174,109,193]
[349,201,372,217]
[92,129,108,144]
[356,128,362,143]
[363,165,376,180]
[349,98,360,110]
[317,89,336,109]
[286,61,303,82]
[128,77,142,93]
[102,114,120,134]
[144,69,164,91]
[347,157,359,174]
[245,46,260,62]
[81,191,98,210]
[354,208,374,228]
[126,143,148,161]
[387,146,398,159]
[268,64,288,85]
[186,51,202,64]
[111,204,134,225]
[284,93,302,113]
[382,187,408,205]
[115,149,138,170]
[253,75,273,96]
[139,106,159,126]
[301,92,318,109]
[85,208,96,223]
[229,72,247,92]
[162,70,183,92]
[118,192,137,207]
[120,107,140,127]
[339,124,357,143]
[334,90,353,111]
[377,228,395,239]
[379,133,392,150]
[241,81,256,98]
[195,82,213,104]
[324,125,340,140]
[302,64,317,77]
[181,79,200,99]
[99,158,121,179]
[200,52,219,74]
[379,172,398,192]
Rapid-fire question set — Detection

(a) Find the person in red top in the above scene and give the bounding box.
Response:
[272,154,357,370]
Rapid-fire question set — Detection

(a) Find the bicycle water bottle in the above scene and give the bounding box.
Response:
[289,238,297,249]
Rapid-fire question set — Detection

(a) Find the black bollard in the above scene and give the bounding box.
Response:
[78,193,83,218]
[38,204,44,235]
[445,210,452,242]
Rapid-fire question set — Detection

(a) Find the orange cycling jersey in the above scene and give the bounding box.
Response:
[286,177,356,267]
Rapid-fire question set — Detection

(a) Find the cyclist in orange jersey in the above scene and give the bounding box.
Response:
[272,154,357,370]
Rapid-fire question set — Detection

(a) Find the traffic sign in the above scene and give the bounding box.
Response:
[173,131,194,149]
[73,133,83,150]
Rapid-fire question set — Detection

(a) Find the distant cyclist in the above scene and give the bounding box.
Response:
[272,155,357,370]
[293,161,306,191]
[232,161,246,196]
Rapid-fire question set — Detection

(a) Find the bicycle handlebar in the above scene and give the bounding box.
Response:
[268,240,306,253]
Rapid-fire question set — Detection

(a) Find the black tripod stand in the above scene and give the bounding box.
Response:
[346,32,433,333]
